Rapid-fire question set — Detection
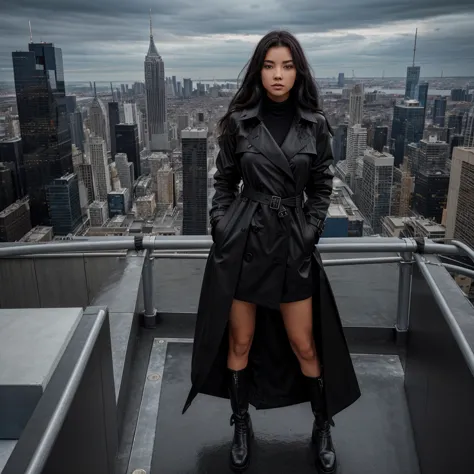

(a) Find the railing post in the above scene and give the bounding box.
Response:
[396,251,414,341]
[142,249,157,329]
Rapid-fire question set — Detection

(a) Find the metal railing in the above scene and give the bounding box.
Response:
[0,236,473,330]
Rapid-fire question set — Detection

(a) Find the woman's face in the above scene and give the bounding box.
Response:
[261,46,297,102]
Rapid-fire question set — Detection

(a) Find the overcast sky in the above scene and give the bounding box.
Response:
[1,0,474,83]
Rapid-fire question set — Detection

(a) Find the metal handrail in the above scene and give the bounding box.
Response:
[415,255,474,378]
[0,236,462,258]
[24,309,107,474]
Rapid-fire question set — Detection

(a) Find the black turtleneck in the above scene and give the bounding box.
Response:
[261,94,296,147]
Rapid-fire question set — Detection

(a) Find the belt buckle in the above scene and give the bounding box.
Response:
[270,195,281,210]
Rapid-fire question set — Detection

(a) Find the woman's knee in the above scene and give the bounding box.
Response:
[229,332,253,358]
[290,338,316,361]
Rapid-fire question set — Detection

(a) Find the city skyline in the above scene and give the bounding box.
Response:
[1,1,474,82]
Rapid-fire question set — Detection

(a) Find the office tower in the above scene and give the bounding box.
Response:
[407,143,419,175]
[136,194,156,219]
[349,84,364,126]
[338,73,345,87]
[89,94,109,149]
[182,128,208,235]
[390,100,425,167]
[0,137,25,199]
[417,82,429,126]
[65,96,76,115]
[373,126,388,153]
[145,14,167,150]
[115,123,140,178]
[115,153,135,191]
[176,81,182,98]
[157,166,174,204]
[183,78,193,99]
[135,175,152,197]
[177,115,189,139]
[0,164,15,212]
[449,135,464,160]
[447,112,464,135]
[88,200,108,226]
[172,76,177,96]
[346,124,367,189]
[108,102,120,158]
[69,110,84,152]
[359,149,394,234]
[333,123,348,163]
[12,41,73,225]
[432,97,447,127]
[124,102,144,148]
[89,136,111,201]
[462,106,474,147]
[45,173,82,235]
[413,170,449,223]
[0,200,32,242]
[445,148,474,249]
[107,189,130,217]
[417,137,449,172]
[405,67,421,100]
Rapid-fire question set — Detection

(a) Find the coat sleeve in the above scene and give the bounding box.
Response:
[303,114,334,234]
[210,115,242,228]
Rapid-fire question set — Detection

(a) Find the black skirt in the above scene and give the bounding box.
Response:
[233,255,315,308]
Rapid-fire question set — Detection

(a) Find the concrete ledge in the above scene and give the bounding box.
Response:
[0,308,83,439]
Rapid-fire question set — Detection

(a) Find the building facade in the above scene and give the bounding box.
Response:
[181,128,208,235]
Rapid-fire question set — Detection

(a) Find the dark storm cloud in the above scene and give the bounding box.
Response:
[1,0,474,81]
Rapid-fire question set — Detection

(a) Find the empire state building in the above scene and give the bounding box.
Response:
[145,14,168,150]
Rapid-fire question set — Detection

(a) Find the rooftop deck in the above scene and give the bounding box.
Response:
[1,236,474,474]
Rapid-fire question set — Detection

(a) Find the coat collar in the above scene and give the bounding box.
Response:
[237,98,318,124]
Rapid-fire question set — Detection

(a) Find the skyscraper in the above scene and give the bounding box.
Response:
[69,110,84,152]
[349,84,364,126]
[182,128,208,235]
[45,173,82,235]
[145,14,167,150]
[445,147,474,249]
[12,41,73,226]
[416,82,429,127]
[405,66,421,100]
[346,124,367,190]
[462,106,474,147]
[108,102,120,159]
[390,100,425,167]
[432,97,447,127]
[89,136,111,201]
[413,170,449,223]
[89,92,109,149]
[359,149,394,234]
[115,124,141,178]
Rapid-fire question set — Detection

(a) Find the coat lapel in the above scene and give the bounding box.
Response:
[280,120,312,161]
[245,122,295,183]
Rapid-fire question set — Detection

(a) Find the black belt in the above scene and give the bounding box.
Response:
[241,187,303,218]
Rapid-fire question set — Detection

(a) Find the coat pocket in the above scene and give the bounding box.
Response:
[214,198,239,244]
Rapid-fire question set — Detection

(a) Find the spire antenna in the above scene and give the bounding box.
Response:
[149,9,153,38]
[29,21,33,42]
[412,28,418,67]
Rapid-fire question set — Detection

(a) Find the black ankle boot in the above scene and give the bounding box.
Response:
[308,376,337,473]
[228,368,253,472]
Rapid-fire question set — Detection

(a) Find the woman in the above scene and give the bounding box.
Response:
[182,30,361,473]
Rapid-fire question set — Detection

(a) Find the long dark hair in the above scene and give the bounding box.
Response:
[218,30,321,135]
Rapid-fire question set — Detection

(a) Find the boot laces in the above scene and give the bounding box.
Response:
[230,413,247,435]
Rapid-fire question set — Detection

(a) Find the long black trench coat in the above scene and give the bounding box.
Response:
[182,100,361,421]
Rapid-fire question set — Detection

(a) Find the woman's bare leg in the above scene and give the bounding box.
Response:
[281,297,336,473]
[280,297,321,377]
[227,299,256,471]
[228,299,256,370]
